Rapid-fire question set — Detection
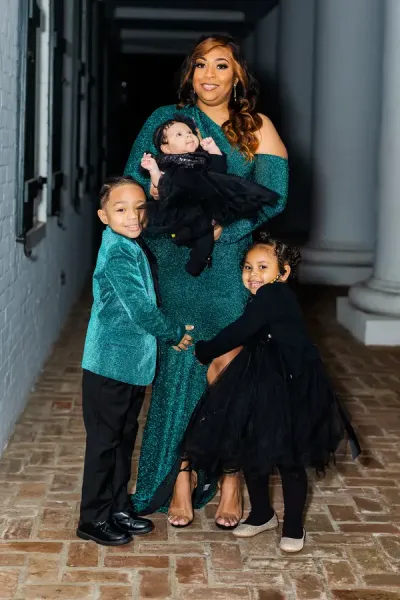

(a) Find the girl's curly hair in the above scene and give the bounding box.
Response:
[177,34,262,161]
[250,231,301,279]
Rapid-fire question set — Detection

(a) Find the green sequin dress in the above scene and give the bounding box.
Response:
[124,104,288,514]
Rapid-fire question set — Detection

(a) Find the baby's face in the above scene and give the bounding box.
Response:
[161,122,200,154]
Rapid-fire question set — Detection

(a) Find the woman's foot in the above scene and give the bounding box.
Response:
[215,473,243,530]
[167,463,197,528]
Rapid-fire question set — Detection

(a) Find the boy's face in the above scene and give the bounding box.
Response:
[161,122,200,154]
[98,184,146,239]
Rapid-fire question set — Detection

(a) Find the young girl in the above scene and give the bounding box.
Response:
[183,232,360,552]
[140,114,278,276]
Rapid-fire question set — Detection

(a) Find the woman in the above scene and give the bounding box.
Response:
[124,34,288,528]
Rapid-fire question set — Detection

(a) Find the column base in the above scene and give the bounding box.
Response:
[299,247,373,285]
[337,297,400,345]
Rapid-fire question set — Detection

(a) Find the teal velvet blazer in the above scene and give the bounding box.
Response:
[82,227,184,386]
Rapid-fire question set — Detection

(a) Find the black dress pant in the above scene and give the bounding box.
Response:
[80,369,146,523]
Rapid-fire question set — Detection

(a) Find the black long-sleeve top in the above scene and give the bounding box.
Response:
[195,283,319,377]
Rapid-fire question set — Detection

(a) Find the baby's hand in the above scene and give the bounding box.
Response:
[200,137,222,155]
[141,153,158,173]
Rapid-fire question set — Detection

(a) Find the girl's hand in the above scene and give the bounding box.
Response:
[200,137,222,155]
[141,152,158,172]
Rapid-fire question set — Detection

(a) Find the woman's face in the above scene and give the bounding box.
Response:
[192,45,237,108]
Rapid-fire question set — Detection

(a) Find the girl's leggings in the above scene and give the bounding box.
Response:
[244,466,307,538]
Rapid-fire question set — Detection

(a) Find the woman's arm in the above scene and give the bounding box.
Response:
[218,114,288,244]
[124,106,176,196]
[256,114,288,158]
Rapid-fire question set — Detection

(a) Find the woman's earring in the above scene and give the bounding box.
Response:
[233,83,237,101]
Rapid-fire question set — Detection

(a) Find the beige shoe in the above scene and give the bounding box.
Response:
[233,513,279,538]
[279,529,306,553]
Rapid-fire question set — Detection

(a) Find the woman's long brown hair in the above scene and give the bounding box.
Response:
[177,35,262,161]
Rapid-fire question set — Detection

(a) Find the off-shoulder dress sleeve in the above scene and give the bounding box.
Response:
[218,154,288,244]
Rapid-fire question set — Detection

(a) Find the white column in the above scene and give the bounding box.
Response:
[300,0,382,285]
[337,0,400,345]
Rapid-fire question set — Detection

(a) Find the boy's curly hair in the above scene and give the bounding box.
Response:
[250,231,301,279]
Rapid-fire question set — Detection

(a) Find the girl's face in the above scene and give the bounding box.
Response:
[161,122,199,154]
[192,45,237,108]
[242,245,290,294]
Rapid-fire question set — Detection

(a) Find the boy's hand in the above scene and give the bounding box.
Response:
[141,153,159,173]
[200,137,222,155]
[172,325,194,352]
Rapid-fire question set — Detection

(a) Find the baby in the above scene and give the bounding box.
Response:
[140,114,278,276]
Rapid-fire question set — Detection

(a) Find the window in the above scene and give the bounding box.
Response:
[16,0,69,256]
[73,0,91,212]
[49,0,66,227]
[16,0,45,256]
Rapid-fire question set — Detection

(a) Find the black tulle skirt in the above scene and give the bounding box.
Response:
[182,340,359,477]
[145,169,279,238]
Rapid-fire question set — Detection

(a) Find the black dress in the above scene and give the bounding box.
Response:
[145,150,279,276]
[183,283,361,477]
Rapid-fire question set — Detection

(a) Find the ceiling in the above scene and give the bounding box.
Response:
[103,0,278,55]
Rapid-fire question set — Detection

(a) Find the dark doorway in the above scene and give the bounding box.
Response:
[106,52,185,176]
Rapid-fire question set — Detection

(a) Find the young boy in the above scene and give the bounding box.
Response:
[77,176,193,546]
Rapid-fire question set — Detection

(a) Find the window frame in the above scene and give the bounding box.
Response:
[15,0,47,257]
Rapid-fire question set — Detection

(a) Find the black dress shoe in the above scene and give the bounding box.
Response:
[112,510,155,535]
[76,520,132,546]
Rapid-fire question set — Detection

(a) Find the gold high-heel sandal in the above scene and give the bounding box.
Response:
[167,464,197,529]
[215,473,243,531]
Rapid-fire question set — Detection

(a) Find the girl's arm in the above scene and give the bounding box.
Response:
[218,115,288,244]
[195,285,276,364]
[124,106,176,196]
[105,244,185,344]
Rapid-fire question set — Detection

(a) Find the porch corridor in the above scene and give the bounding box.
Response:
[0,289,400,600]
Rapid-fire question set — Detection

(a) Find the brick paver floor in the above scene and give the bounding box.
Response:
[1,286,400,599]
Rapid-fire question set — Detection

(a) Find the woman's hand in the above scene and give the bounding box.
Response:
[173,325,194,352]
